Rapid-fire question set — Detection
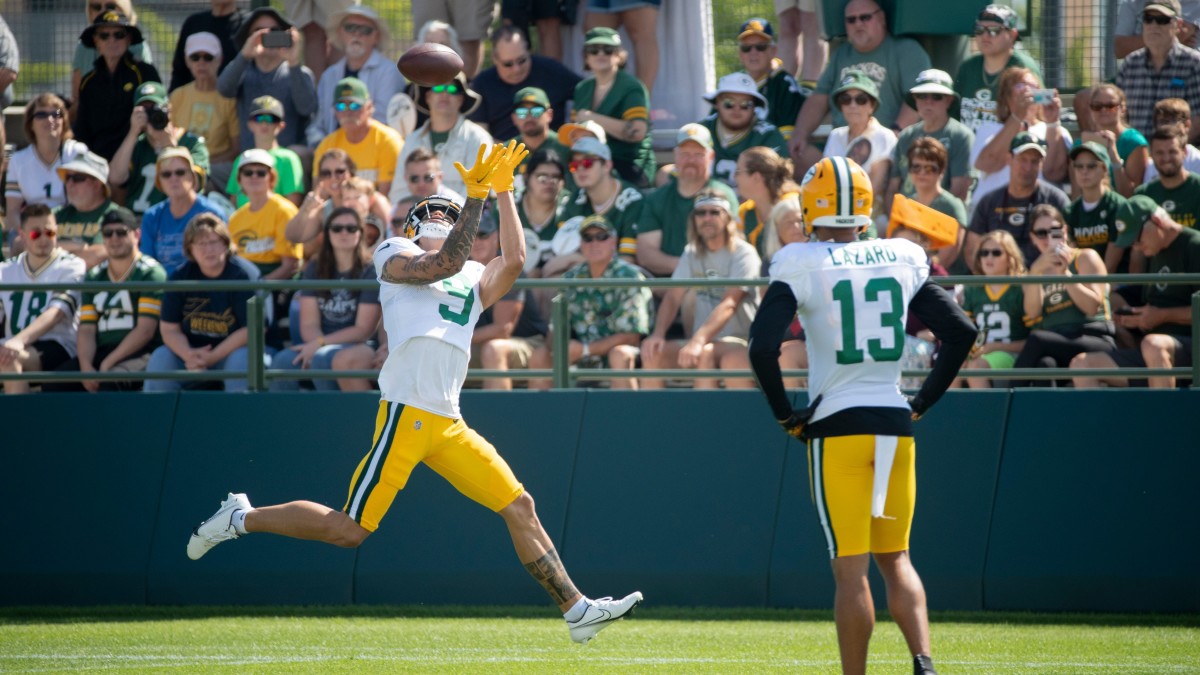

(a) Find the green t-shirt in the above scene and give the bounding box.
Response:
[1065,190,1127,258]
[961,283,1030,344]
[126,132,210,215]
[891,118,975,196]
[639,176,739,262]
[557,179,643,258]
[1143,227,1200,336]
[701,116,787,190]
[80,253,168,349]
[747,66,805,140]
[1039,254,1109,332]
[1135,173,1200,230]
[225,146,306,208]
[53,200,119,247]
[430,130,450,153]
[573,70,656,178]
[817,34,932,129]
[922,190,971,275]
[953,50,1043,133]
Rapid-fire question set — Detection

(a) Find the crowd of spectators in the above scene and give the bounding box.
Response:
[2,0,1199,393]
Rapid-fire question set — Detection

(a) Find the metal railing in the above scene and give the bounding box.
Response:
[1,273,1199,391]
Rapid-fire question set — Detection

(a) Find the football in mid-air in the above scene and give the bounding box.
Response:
[397,43,464,87]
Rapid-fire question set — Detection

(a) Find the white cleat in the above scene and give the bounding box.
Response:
[186,492,251,560]
[568,591,644,644]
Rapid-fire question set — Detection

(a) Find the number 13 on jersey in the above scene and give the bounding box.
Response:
[831,276,905,364]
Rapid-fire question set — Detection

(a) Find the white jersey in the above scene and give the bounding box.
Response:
[0,249,87,356]
[769,237,930,422]
[372,237,486,418]
[3,139,89,209]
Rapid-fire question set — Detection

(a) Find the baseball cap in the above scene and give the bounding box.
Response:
[584,27,621,47]
[557,119,607,147]
[185,31,222,58]
[704,72,768,106]
[134,81,168,107]
[978,4,1019,28]
[101,207,139,230]
[251,95,284,118]
[1069,141,1112,169]
[513,86,550,108]
[335,77,370,104]
[1114,195,1161,247]
[571,137,612,162]
[738,18,775,41]
[1144,0,1182,17]
[1010,132,1047,156]
[676,123,714,150]
[57,151,111,196]
[238,148,275,169]
[579,213,616,236]
[830,69,880,102]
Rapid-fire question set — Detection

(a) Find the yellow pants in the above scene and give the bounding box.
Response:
[809,434,916,558]
[344,401,525,532]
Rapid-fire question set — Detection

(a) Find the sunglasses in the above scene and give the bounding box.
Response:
[328,224,361,234]
[334,100,364,112]
[514,105,547,119]
[240,168,269,178]
[694,208,724,218]
[102,227,131,238]
[341,23,376,36]
[846,9,879,24]
[585,45,616,56]
[1089,102,1119,112]
[974,25,1006,37]
[160,168,193,180]
[65,173,92,184]
[739,44,771,53]
[89,2,118,11]
[27,228,58,240]
[837,93,872,107]
[720,99,755,111]
[96,30,128,41]
[1031,228,1064,238]
[252,113,282,124]
[188,53,216,62]
[569,157,601,172]
[319,167,349,179]
[32,109,64,121]
[408,173,436,184]
[914,93,947,102]
[430,84,461,95]
[498,55,529,69]
[909,162,940,175]
[531,172,563,184]
[1072,161,1103,171]
[581,232,611,243]
[1143,13,1173,25]
[978,248,1005,258]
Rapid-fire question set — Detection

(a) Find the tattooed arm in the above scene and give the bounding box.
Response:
[379,198,486,285]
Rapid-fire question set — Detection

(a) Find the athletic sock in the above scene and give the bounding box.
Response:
[563,597,589,622]
[231,509,249,535]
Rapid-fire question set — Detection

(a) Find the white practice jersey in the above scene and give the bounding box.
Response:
[373,237,486,417]
[769,237,930,422]
[0,250,87,355]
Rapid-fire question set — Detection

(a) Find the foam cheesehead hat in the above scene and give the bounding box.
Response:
[557,119,607,147]
[887,194,959,249]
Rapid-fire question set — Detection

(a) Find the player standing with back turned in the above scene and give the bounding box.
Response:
[748,156,976,675]
[186,140,643,644]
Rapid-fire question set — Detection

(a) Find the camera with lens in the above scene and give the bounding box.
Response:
[147,106,170,131]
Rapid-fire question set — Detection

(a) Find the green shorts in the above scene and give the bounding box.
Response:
[982,351,1015,369]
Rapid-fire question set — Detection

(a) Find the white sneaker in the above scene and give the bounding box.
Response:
[186,492,251,560]
[568,591,644,644]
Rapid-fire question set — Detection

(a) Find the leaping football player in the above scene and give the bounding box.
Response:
[748,156,976,675]
[186,140,643,644]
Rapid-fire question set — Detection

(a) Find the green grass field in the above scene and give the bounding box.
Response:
[2,606,1197,673]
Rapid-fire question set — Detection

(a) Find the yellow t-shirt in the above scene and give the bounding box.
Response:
[230,193,302,265]
[313,118,404,187]
[168,84,240,159]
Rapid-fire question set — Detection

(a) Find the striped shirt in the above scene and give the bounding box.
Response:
[1117,42,1200,138]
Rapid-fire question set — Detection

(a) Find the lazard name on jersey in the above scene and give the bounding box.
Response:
[826,243,900,267]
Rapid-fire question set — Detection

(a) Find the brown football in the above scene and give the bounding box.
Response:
[397,43,464,87]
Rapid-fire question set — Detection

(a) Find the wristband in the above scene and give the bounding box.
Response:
[581,342,590,358]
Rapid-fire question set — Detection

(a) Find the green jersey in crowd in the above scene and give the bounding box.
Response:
[557,179,644,258]
[1065,190,1127,260]
[961,283,1031,345]
[54,200,119,249]
[1135,173,1200,231]
[638,176,739,262]
[954,50,1043,133]
[79,253,168,349]
[891,118,975,196]
[1141,227,1200,336]
[700,116,786,190]
[747,65,805,140]
[126,132,210,214]
[573,70,656,181]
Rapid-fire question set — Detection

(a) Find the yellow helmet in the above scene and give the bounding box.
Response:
[800,156,873,234]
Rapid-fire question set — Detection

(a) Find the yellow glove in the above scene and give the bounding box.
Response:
[490,140,529,194]
[455,143,508,200]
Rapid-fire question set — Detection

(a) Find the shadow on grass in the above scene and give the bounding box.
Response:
[2,605,1198,628]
